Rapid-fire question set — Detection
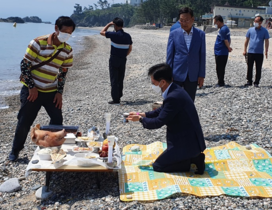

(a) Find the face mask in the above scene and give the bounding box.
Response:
[254,22,259,28]
[57,31,71,43]
[152,84,161,94]
[214,24,218,29]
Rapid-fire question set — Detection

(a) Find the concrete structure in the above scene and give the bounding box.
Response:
[202,2,272,28]
[126,0,147,6]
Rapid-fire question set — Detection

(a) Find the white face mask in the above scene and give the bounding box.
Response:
[152,84,161,94]
[254,22,259,28]
[214,24,218,29]
[57,31,71,43]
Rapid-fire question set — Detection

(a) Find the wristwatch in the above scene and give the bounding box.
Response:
[139,117,143,123]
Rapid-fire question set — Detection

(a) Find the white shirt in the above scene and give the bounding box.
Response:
[162,83,173,99]
[182,27,193,50]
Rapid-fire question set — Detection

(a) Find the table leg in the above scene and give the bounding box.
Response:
[95,172,100,189]
[45,172,52,192]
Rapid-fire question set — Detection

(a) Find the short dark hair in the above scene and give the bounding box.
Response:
[214,15,223,23]
[148,63,172,83]
[255,15,264,22]
[55,16,76,32]
[113,17,124,27]
[179,7,194,17]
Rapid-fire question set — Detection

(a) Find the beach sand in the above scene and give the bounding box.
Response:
[1,27,272,209]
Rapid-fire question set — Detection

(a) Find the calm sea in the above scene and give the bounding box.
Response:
[0,22,99,109]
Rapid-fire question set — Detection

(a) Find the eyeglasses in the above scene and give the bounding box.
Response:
[179,19,191,23]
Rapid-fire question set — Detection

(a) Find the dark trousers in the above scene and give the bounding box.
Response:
[153,149,196,173]
[215,55,228,86]
[174,76,198,102]
[12,86,63,152]
[247,53,264,85]
[109,55,127,102]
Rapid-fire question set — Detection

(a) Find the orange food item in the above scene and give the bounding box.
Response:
[103,139,116,148]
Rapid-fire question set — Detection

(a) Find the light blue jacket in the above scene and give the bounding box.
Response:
[167,27,206,82]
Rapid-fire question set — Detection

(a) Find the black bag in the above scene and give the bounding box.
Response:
[30,49,62,70]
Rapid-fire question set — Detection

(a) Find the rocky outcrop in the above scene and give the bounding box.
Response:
[23,16,42,23]
[0,17,24,23]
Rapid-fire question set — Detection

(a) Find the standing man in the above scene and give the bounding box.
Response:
[167,7,206,102]
[9,16,75,161]
[213,15,232,87]
[170,19,181,32]
[243,15,269,87]
[100,17,133,104]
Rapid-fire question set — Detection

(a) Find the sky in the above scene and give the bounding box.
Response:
[1,0,124,23]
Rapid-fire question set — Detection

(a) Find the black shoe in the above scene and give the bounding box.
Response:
[9,151,19,161]
[244,82,252,87]
[191,153,205,175]
[215,84,225,87]
[254,84,259,87]
[108,100,120,105]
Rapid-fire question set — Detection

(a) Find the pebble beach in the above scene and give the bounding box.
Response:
[1,27,272,209]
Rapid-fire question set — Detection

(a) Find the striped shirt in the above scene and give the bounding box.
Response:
[182,27,193,50]
[21,33,73,92]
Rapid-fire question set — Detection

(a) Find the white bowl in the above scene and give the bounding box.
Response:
[38,153,52,161]
[64,133,76,144]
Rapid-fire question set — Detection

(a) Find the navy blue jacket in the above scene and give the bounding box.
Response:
[142,83,206,160]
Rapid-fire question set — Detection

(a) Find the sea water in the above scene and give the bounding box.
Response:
[0,22,99,109]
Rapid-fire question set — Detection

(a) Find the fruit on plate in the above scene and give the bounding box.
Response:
[99,150,108,157]
[102,144,108,152]
[103,139,116,148]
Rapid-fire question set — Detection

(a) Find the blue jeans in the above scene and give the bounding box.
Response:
[11,86,63,152]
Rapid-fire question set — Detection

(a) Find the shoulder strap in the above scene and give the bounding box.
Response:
[30,49,62,71]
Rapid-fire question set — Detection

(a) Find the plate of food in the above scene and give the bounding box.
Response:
[75,136,92,143]
[72,146,94,153]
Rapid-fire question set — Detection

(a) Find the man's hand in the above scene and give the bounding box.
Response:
[27,87,38,102]
[243,51,247,56]
[129,112,145,117]
[265,52,268,59]
[53,93,62,109]
[228,47,233,52]
[127,115,141,122]
[100,22,115,36]
[198,77,204,88]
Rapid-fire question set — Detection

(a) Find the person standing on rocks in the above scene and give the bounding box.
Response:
[213,15,232,87]
[8,16,76,161]
[100,17,133,104]
[243,15,269,87]
[127,63,206,174]
[167,7,206,102]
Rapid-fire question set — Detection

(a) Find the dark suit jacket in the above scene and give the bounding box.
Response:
[142,83,206,161]
[166,27,206,82]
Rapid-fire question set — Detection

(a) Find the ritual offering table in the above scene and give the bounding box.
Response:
[26,137,121,190]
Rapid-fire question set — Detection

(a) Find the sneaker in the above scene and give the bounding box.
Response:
[244,82,252,87]
[108,100,120,105]
[8,150,19,161]
[254,84,259,87]
[215,84,225,87]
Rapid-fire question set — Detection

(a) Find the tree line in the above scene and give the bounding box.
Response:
[70,0,269,27]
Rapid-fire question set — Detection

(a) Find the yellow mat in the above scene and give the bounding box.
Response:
[119,141,272,201]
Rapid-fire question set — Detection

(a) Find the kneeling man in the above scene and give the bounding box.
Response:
[127,63,206,174]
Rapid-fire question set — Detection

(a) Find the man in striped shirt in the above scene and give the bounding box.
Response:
[9,16,76,161]
[100,17,133,104]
